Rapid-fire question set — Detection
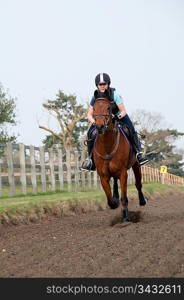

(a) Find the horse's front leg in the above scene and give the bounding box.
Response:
[100,176,119,209]
[119,169,129,223]
[112,177,119,203]
[132,162,148,206]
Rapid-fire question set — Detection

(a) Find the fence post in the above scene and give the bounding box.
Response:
[58,149,64,191]
[19,143,27,194]
[30,145,37,194]
[161,173,165,184]
[129,168,135,185]
[7,142,15,196]
[87,170,92,190]
[49,148,56,191]
[74,151,79,191]
[39,146,46,192]
[93,171,98,190]
[66,150,72,192]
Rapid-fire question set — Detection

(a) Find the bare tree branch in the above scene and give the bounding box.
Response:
[39,125,63,140]
[39,91,88,150]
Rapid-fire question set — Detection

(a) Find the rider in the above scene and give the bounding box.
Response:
[81,73,148,171]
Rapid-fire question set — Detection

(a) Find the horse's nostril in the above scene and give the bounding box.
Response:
[96,125,105,135]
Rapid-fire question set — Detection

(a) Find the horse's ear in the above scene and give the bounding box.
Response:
[94,89,99,99]
[94,90,108,100]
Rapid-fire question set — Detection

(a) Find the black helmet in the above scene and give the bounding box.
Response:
[95,73,111,86]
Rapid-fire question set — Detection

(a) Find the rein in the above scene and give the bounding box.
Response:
[94,126,120,161]
[93,98,114,128]
[93,113,112,128]
[93,98,120,161]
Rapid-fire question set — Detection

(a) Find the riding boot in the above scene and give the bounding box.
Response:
[81,139,96,171]
[131,132,149,166]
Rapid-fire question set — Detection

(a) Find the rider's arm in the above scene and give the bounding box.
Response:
[117,104,127,119]
[87,107,95,124]
[114,91,127,119]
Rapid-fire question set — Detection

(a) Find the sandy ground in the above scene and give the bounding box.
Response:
[0,193,184,278]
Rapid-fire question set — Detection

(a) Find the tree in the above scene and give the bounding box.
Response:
[0,83,17,144]
[167,150,184,177]
[39,90,88,150]
[130,109,184,176]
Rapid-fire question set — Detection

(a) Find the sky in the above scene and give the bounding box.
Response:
[0,0,184,149]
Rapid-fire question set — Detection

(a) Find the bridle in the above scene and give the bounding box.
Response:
[93,99,120,160]
[93,99,114,132]
[93,113,112,131]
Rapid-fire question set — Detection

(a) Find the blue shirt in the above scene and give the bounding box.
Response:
[113,91,124,106]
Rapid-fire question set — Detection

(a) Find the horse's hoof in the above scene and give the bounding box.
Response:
[121,220,132,227]
[139,197,148,206]
[108,199,120,209]
[113,221,131,228]
[122,218,130,223]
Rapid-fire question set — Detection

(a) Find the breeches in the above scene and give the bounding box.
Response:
[118,114,136,134]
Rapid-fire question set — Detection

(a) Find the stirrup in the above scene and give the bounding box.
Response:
[136,151,143,158]
[136,152,149,166]
[80,158,96,172]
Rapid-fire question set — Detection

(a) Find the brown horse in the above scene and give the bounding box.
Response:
[92,98,148,223]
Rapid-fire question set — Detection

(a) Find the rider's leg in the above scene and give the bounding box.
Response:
[81,125,96,171]
[119,114,148,165]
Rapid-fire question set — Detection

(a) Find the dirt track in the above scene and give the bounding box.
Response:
[0,193,184,278]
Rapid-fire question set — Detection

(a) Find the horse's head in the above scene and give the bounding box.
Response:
[93,98,113,135]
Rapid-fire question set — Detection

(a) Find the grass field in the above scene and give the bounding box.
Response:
[0,183,184,220]
[0,183,68,197]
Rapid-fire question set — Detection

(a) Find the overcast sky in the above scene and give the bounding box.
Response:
[0,0,184,149]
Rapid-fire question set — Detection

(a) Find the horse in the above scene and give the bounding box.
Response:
[92,98,148,223]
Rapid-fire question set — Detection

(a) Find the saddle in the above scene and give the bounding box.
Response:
[88,121,131,142]
[120,123,131,139]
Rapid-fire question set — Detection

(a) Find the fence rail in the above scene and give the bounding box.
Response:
[0,142,183,197]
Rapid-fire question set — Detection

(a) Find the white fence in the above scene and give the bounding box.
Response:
[0,142,183,196]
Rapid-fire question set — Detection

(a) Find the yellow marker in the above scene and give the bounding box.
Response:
[160,166,167,174]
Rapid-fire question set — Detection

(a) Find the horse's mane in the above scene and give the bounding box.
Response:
[95,97,111,101]
[94,98,119,115]
[94,97,113,105]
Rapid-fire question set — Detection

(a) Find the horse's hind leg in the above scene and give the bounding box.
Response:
[132,162,148,206]
[120,169,129,223]
[100,176,119,209]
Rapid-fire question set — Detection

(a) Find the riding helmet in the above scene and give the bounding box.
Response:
[95,73,111,86]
